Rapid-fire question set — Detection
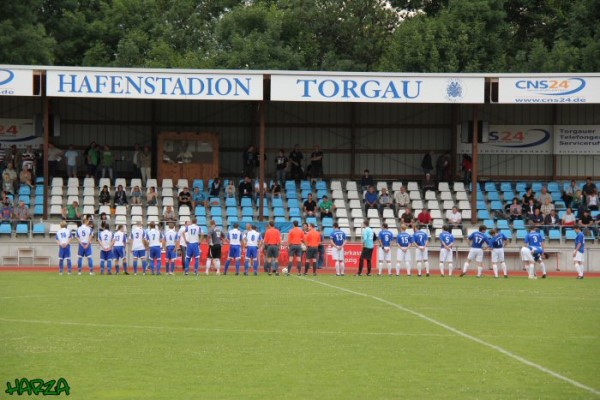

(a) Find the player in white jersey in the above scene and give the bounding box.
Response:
[243,224,262,276]
[56,221,73,275]
[183,217,202,275]
[163,222,179,275]
[146,221,164,275]
[112,225,128,275]
[130,220,148,275]
[97,223,114,275]
[178,221,189,273]
[224,223,243,275]
[76,217,94,275]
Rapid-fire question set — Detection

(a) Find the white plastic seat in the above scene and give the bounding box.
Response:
[458,200,471,210]
[461,210,472,220]
[338,218,350,228]
[336,208,348,218]
[425,191,437,200]
[332,190,344,200]
[115,215,127,225]
[98,178,111,189]
[349,200,361,209]
[146,178,158,189]
[66,196,79,205]
[438,182,450,192]
[334,199,346,209]
[432,219,444,229]
[147,215,159,224]
[50,205,62,215]
[51,177,63,187]
[147,206,159,216]
[51,187,63,196]
[452,228,464,239]
[347,190,359,200]
[427,200,440,210]
[434,229,443,238]
[407,182,419,191]
[130,179,142,189]
[351,209,364,218]
[440,191,453,201]
[179,206,190,216]
[179,216,191,224]
[177,179,189,190]
[330,181,342,191]
[83,196,95,206]
[384,219,397,228]
[443,200,455,210]
[114,178,126,189]
[369,218,381,228]
[376,182,388,191]
[345,181,358,191]
[409,191,421,200]
[67,178,79,187]
[83,205,95,215]
[83,178,95,188]
[382,209,395,219]
[162,188,174,197]
[391,182,403,191]
[353,218,364,227]
[454,182,466,192]
[50,195,62,206]
[49,224,60,235]
[456,192,468,201]
[81,187,94,197]
[99,205,111,215]
[354,227,362,238]
[162,197,174,207]
[430,210,442,219]
[131,215,143,224]
[66,187,79,196]
[162,179,174,189]
[367,209,379,218]
[115,206,127,215]
[412,200,424,210]
[131,206,143,216]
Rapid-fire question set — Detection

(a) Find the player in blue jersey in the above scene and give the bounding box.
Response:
[330,223,347,276]
[112,225,128,275]
[488,229,508,278]
[97,223,114,275]
[520,244,548,279]
[396,224,414,276]
[224,223,243,275]
[55,221,72,275]
[243,224,262,276]
[377,223,395,275]
[573,225,585,279]
[413,224,430,277]
[163,222,179,275]
[146,221,164,275]
[523,224,547,278]
[438,225,455,277]
[461,225,488,278]
[76,217,94,275]
[184,217,203,275]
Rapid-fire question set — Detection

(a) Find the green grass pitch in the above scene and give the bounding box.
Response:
[1,272,599,399]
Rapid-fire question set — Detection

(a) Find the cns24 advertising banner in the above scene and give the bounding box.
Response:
[457,125,553,155]
[498,76,600,103]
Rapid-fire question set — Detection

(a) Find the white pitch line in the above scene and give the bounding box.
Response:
[300,277,600,397]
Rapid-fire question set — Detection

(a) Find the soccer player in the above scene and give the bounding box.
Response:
[164,222,179,275]
[76,217,94,275]
[357,220,374,276]
[263,221,282,275]
[243,224,262,276]
[224,223,243,275]
[206,220,224,275]
[130,220,148,275]
[112,225,128,275]
[520,244,547,280]
[330,222,347,276]
[438,225,455,277]
[56,221,72,275]
[377,223,394,275]
[413,224,430,277]
[396,224,413,276]
[97,223,114,275]
[287,220,305,275]
[524,224,547,278]
[461,225,488,278]
[573,225,585,279]
[184,217,202,275]
[488,228,508,278]
[304,223,321,275]
[147,221,164,275]
[178,221,189,271]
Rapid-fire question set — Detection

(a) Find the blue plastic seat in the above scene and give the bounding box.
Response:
[306,216,317,226]
[193,179,204,190]
[500,182,512,192]
[273,208,285,217]
[487,192,500,201]
[195,206,206,217]
[19,195,31,206]
[212,216,223,225]
[287,199,300,208]
[477,210,490,220]
[476,201,487,210]
[240,198,252,207]
[490,201,503,211]
[484,182,497,192]
[262,208,270,218]
[35,195,44,206]
[274,217,286,223]
[208,197,220,206]
[289,208,301,217]
[32,223,45,236]
[15,223,29,236]
[225,197,237,207]
[531,182,543,192]
[483,219,495,228]
[19,186,31,196]
[547,182,559,192]
[35,186,44,195]
[210,207,222,217]
[290,216,302,224]
[255,198,269,207]
[565,229,576,240]
[285,181,296,190]
[301,189,312,200]
[197,216,207,226]
[300,181,312,190]
[228,216,239,225]
[500,229,512,240]
[515,229,527,240]
[322,217,333,227]
[0,223,11,236]
[548,229,561,241]
[315,181,327,191]
[497,220,509,229]
[242,207,254,217]
[34,205,44,216]
[272,198,283,208]
[323,227,333,237]
[513,220,525,230]
[515,182,527,192]
[226,207,238,217]
[316,190,328,199]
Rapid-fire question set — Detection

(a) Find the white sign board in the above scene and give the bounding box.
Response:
[0,118,41,148]
[498,76,600,103]
[47,70,263,100]
[457,125,553,154]
[271,75,484,103]
[553,125,600,154]
[0,68,34,96]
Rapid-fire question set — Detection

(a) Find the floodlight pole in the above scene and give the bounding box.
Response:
[470,105,479,225]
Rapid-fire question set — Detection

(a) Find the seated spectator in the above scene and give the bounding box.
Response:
[543,209,560,235]
[509,198,523,221]
[318,195,334,220]
[528,208,544,230]
[582,177,597,197]
[540,197,554,216]
[400,206,415,228]
[1,199,13,222]
[238,177,253,204]
[446,206,462,230]
[13,200,31,228]
[3,162,17,193]
[99,185,111,206]
[394,185,410,211]
[522,188,536,207]
[523,199,537,220]
[130,185,142,205]
[225,181,236,198]
[417,208,433,230]
[571,190,586,216]
[192,187,206,209]
[422,173,435,194]
[62,200,82,226]
[209,177,222,197]
[98,212,110,230]
[586,188,598,211]
[360,169,374,192]
[270,182,282,198]
[304,193,317,217]
[19,165,34,188]
[254,179,268,198]
[578,209,596,236]
[163,205,176,223]
[561,179,579,207]
[114,184,128,206]
[146,186,158,206]
[378,188,393,215]
[536,186,552,206]
[363,186,378,213]
[561,207,576,234]
[178,187,192,210]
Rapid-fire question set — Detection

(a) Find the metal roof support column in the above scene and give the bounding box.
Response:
[471,105,479,225]
[43,95,50,219]
[350,103,356,179]
[258,101,265,221]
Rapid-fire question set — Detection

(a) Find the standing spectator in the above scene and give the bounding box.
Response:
[113,184,128,207]
[209,177,222,197]
[446,206,462,230]
[400,206,415,229]
[421,151,433,175]
[394,185,410,211]
[238,177,253,204]
[360,169,374,192]
[363,186,378,214]
[461,154,472,188]
[378,188,393,215]
[582,177,597,198]
[561,207,576,234]
[225,181,236,199]
[274,149,288,186]
[35,144,43,177]
[544,209,560,235]
[47,143,63,180]
[21,145,36,173]
[417,208,433,231]
[310,145,323,181]
[509,198,523,221]
[422,173,436,194]
[146,186,157,206]
[84,142,99,179]
[192,187,206,209]
[7,145,21,174]
[303,193,317,217]
[101,145,115,181]
[318,195,334,220]
[130,185,142,205]
[132,143,141,179]
[64,145,79,178]
[99,185,111,206]
[178,187,192,211]
[139,146,151,185]
[540,198,554,216]
[561,179,578,207]
[586,188,598,211]
[289,144,303,181]
[0,143,5,176]
[435,153,448,182]
[13,200,31,228]
[442,152,452,182]
[243,145,258,179]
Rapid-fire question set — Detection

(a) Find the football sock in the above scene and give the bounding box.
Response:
[416,262,422,275]
[528,265,535,277]
[224,260,231,274]
[492,264,498,278]
[406,262,411,276]
[58,259,64,273]
[378,262,383,274]
[215,260,221,274]
[252,259,258,274]
[540,262,547,275]
[463,262,469,273]
[340,262,345,275]
[500,262,507,276]
[193,259,199,274]
[142,260,147,274]
[205,260,211,274]
[100,260,105,274]
[304,262,309,274]
[66,259,72,273]
[88,257,94,273]
[395,264,401,275]
[235,260,240,274]
[78,257,83,272]
[424,261,430,274]
[448,263,453,276]
[477,266,483,277]
[133,260,138,274]
[107,260,112,274]
[439,263,444,276]
[366,260,372,274]
[156,260,161,274]
[335,261,340,275]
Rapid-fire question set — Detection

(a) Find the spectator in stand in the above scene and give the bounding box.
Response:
[178,187,192,211]
[270,181,282,198]
[3,162,16,191]
[571,191,586,216]
[113,184,128,207]
[132,143,141,179]
[243,145,259,179]
[19,165,34,188]
[274,149,288,186]
[238,177,253,204]
[289,144,303,181]
[436,153,451,182]
[561,179,578,207]
[537,185,552,206]
[509,198,523,221]
[254,179,268,199]
[561,207,576,234]
[394,185,410,212]
[130,185,142,205]
[146,186,157,206]
[523,199,537,220]
[400,206,415,229]
[378,188,393,215]
[529,208,544,231]
[303,193,317,217]
[64,145,79,178]
[6,146,21,175]
[1,199,13,223]
[417,208,433,231]
[582,177,597,198]
[225,181,236,199]
[192,187,206,209]
[522,188,536,207]
[0,191,12,207]
[99,185,111,206]
[98,212,110,231]
[586,188,598,211]
[364,186,378,214]
[544,209,560,235]
[310,145,323,181]
[101,145,115,181]
[461,154,472,188]
[47,143,63,180]
[139,146,151,185]
[421,152,433,175]
[540,197,555,216]
[0,143,5,176]
[360,169,374,192]
[209,177,222,197]
[319,195,334,220]
[13,200,31,228]
[84,142,99,179]
[578,209,596,236]
[163,205,176,223]
[21,145,36,174]
[422,173,436,194]
[447,206,462,230]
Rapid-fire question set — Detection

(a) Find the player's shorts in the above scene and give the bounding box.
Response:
[360,247,373,260]
[520,247,534,262]
[306,246,318,260]
[331,246,344,261]
[396,248,412,262]
[288,244,303,257]
[378,246,392,262]
[246,246,258,259]
[439,248,453,263]
[132,249,146,258]
[186,243,200,259]
[266,245,279,258]
[491,248,505,263]
[467,248,484,262]
[414,247,428,261]
[228,245,241,259]
[58,246,71,260]
[100,249,113,261]
[573,251,584,263]
[208,244,221,259]
[165,246,177,260]
[113,246,125,260]
[149,246,162,260]
[78,244,92,258]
